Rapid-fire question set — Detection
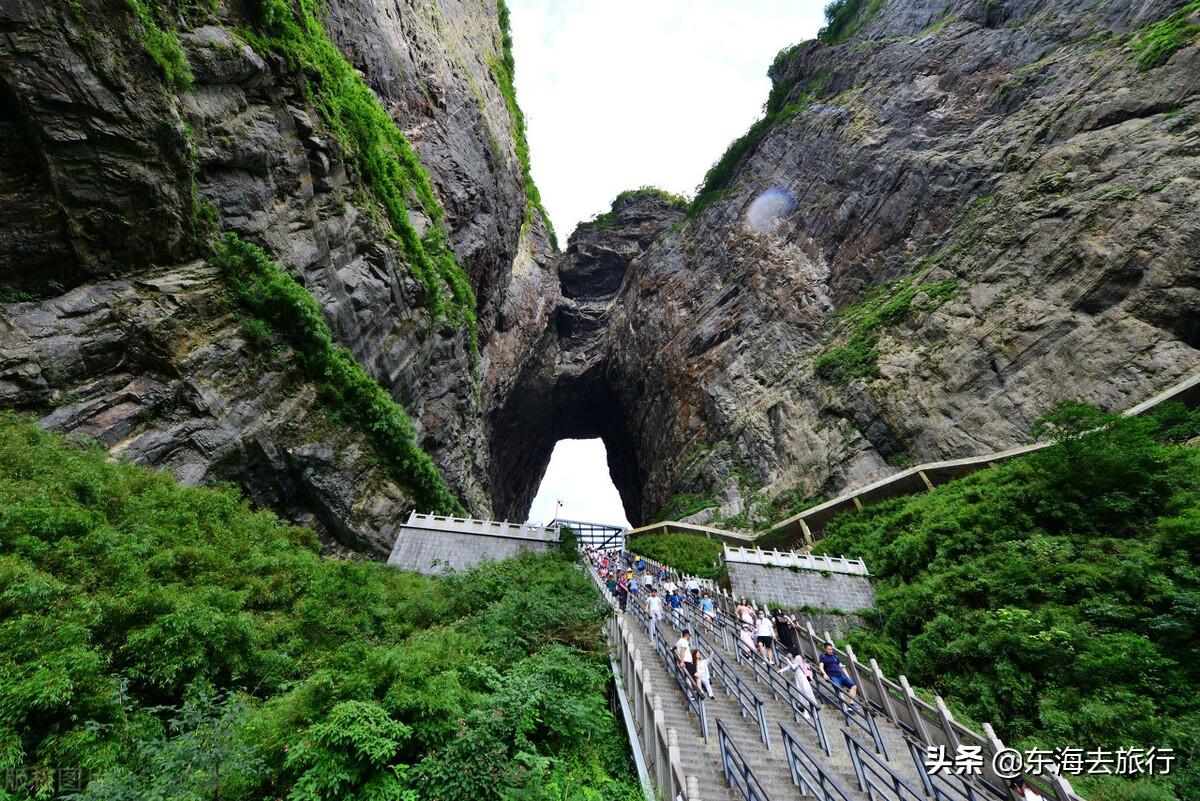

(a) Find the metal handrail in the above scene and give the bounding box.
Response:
[709,651,770,749]
[716,718,775,801]
[779,722,857,801]
[906,739,1005,801]
[844,730,924,801]
[635,601,710,743]
[812,673,890,759]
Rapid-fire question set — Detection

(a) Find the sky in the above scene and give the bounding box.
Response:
[512,0,828,528]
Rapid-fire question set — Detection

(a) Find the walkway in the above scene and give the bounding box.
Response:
[594,551,1083,801]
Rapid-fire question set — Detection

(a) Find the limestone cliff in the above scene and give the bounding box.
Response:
[4,0,1199,553]
[0,0,556,556]
[495,0,1200,531]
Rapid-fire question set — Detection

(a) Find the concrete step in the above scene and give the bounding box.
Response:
[620,615,739,801]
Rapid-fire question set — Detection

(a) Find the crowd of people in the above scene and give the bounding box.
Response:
[586,548,1045,799]
[585,546,857,712]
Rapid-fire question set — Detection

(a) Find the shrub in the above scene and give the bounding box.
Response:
[240,0,478,356]
[817,402,1200,799]
[629,533,725,580]
[0,414,638,799]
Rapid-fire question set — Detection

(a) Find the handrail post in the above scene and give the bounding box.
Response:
[666,727,681,801]
[870,658,900,725]
[899,674,934,744]
[844,643,868,702]
[934,695,962,752]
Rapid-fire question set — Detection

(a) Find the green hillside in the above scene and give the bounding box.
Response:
[0,413,638,800]
[820,402,1200,801]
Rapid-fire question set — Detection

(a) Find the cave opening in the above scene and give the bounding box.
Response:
[488,363,647,527]
[526,439,631,528]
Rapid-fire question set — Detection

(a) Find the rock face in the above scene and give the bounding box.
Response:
[2,0,1198,553]
[494,0,1200,530]
[0,0,555,556]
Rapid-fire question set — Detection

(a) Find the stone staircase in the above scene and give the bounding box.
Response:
[616,597,931,801]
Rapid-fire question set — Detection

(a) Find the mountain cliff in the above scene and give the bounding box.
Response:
[0,0,556,555]
[496,0,1200,530]
[1,0,1198,550]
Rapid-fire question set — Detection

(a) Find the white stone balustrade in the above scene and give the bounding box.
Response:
[721,545,869,576]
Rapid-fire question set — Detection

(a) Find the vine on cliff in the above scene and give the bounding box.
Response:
[1129,0,1200,70]
[241,0,478,359]
[213,233,466,517]
[494,1,559,250]
[813,273,958,385]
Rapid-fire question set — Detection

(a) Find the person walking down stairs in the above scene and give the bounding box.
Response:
[818,641,859,711]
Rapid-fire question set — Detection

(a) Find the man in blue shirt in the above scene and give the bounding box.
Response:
[817,642,859,710]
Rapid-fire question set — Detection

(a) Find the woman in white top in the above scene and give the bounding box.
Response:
[778,652,818,716]
[692,649,714,698]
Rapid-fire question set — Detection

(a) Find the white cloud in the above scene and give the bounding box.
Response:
[509,2,827,526]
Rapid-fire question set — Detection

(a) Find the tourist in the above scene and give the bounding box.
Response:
[735,598,755,628]
[615,576,629,611]
[755,610,776,664]
[738,624,755,657]
[817,642,858,711]
[693,649,715,698]
[667,588,684,626]
[778,652,817,717]
[685,576,701,605]
[700,592,717,628]
[1010,778,1046,801]
[773,608,798,655]
[675,631,693,673]
[646,588,664,627]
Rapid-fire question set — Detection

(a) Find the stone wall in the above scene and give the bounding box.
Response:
[726,562,875,613]
[387,529,555,575]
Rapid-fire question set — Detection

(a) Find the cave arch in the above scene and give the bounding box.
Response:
[488,361,645,526]
[486,194,690,526]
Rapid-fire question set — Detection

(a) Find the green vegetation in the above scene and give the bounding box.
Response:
[0,413,640,800]
[629,533,725,580]
[125,0,194,89]
[242,0,477,354]
[577,187,689,233]
[1129,1,1200,71]
[655,492,721,522]
[691,52,829,215]
[814,274,958,385]
[213,233,465,516]
[819,401,1200,801]
[495,1,558,250]
[817,0,887,45]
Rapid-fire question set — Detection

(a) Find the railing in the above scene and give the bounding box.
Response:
[626,548,1086,801]
[679,596,836,758]
[629,592,711,743]
[788,620,1074,799]
[906,738,1006,801]
[844,730,924,801]
[587,568,699,800]
[716,719,774,801]
[722,545,869,576]
[709,651,771,749]
[779,722,857,801]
